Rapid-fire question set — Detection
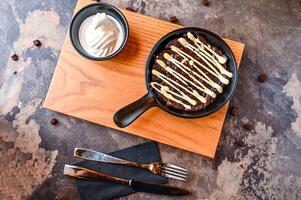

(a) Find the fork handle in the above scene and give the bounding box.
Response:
[64,164,129,184]
[74,148,147,168]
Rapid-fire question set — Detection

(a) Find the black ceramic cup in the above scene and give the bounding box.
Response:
[70,3,129,61]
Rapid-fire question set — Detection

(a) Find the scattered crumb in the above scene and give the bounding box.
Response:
[11,54,19,61]
[258,73,268,82]
[50,118,58,125]
[230,107,239,116]
[170,16,179,23]
[33,39,42,47]
[234,140,247,147]
[126,7,136,12]
[243,123,253,131]
[202,0,210,6]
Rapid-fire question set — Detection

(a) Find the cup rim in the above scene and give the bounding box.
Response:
[69,3,129,61]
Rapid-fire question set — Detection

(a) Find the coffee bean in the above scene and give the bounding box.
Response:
[33,39,42,47]
[258,73,268,82]
[202,0,210,6]
[11,54,18,61]
[170,16,179,23]
[230,107,239,116]
[50,118,58,125]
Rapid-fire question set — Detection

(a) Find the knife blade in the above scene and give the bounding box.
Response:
[64,164,190,196]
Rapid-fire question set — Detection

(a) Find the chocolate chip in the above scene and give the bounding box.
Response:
[13,70,17,75]
[11,54,18,61]
[243,123,253,131]
[234,140,246,147]
[50,118,58,125]
[33,39,42,47]
[230,107,239,116]
[169,16,179,23]
[258,73,268,82]
[126,7,136,12]
[202,0,210,6]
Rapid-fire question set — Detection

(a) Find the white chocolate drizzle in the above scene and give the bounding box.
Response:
[177,38,231,83]
[152,69,205,103]
[151,82,192,109]
[150,32,232,110]
[163,53,216,98]
[187,32,228,64]
[171,45,229,85]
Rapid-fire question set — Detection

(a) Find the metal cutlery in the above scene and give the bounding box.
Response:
[74,147,188,181]
[64,164,190,196]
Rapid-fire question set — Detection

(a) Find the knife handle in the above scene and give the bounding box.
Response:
[74,148,148,168]
[130,180,190,196]
[64,164,129,184]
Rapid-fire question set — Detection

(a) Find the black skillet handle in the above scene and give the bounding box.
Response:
[114,92,156,128]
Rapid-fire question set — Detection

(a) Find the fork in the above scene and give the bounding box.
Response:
[74,147,188,181]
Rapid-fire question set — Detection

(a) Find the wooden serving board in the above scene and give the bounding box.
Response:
[44,0,245,158]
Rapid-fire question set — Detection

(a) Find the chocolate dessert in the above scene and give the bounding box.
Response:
[150,32,232,111]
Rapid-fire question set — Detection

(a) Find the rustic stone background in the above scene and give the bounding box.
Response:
[0,0,301,199]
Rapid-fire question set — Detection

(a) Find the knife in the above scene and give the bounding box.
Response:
[64,164,190,196]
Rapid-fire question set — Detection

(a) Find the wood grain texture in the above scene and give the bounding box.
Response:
[44,0,245,158]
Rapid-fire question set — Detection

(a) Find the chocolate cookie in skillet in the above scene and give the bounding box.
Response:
[150,32,232,112]
[114,28,238,128]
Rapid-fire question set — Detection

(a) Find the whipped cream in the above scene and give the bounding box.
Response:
[79,13,123,57]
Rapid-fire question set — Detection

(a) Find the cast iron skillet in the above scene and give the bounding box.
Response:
[114,27,238,128]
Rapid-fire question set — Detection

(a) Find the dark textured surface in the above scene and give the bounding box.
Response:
[0,0,301,199]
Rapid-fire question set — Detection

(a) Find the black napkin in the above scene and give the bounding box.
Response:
[75,142,168,200]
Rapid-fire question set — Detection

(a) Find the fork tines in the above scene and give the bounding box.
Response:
[160,163,188,181]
